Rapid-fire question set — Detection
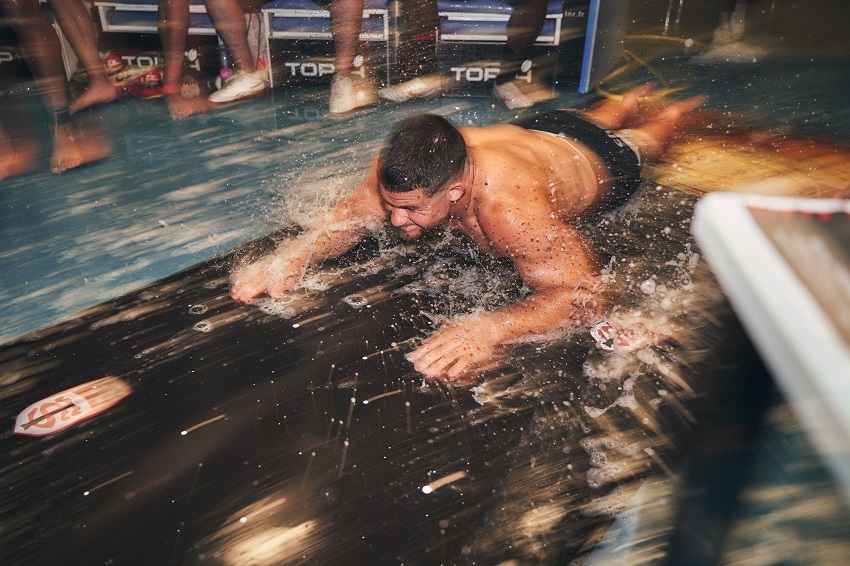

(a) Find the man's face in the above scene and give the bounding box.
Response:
[380,186,452,240]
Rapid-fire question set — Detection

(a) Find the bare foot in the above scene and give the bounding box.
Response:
[50,120,112,174]
[69,80,119,114]
[652,94,709,139]
[627,94,708,160]
[166,92,212,120]
[584,84,656,130]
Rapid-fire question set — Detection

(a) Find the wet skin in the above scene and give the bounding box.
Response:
[233,128,604,385]
[230,92,704,384]
[380,186,454,240]
[377,167,602,385]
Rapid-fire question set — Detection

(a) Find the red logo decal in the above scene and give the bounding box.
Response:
[590,322,640,352]
[14,376,131,436]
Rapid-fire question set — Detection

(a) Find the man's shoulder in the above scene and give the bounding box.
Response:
[461,123,528,143]
[475,178,542,222]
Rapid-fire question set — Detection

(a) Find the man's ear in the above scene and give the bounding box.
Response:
[447,182,466,203]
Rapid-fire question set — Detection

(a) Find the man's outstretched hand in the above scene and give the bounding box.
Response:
[230,254,302,304]
[407,318,505,387]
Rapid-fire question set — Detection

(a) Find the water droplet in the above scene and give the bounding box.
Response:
[639,279,656,294]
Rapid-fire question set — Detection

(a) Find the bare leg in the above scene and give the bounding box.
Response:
[2,0,68,111]
[393,0,439,82]
[326,0,376,114]
[48,108,113,173]
[496,0,548,83]
[329,0,363,76]
[204,0,255,73]
[582,84,655,130]
[46,0,118,113]
[621,95,707,161]
[2,0,111,172]
[158,0,211,119]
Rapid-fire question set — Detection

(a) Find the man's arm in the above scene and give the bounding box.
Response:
[407,194,604,384]
[231,157,387,303]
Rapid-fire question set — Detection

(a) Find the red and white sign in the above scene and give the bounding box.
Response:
[590,321,643,352]
[14,376,132,436]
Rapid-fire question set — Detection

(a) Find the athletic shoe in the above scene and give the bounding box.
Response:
[329,74,377,115]
[492,79,534,110]
[111,65,155,87]
[208,69,267,104]
[378,74,446,103]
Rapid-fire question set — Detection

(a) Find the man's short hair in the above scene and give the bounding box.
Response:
[378,114,467,196]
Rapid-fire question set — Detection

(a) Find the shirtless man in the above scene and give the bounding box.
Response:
[231,87,704,384]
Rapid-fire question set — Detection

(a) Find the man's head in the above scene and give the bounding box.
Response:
[377,115,468,240]
[378,114,467,196]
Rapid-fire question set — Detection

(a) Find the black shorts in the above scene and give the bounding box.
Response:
[511,110,643,211]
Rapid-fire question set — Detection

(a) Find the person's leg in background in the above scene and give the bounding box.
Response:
[205,0,267,104]
[158,0,211,119]
[378,0,444,103]
[713,0,746,45]
[327,0,376,114]
[46,0,118,114]
[158,0,267,118]
[493,0,548,109]
[1,0,111,172]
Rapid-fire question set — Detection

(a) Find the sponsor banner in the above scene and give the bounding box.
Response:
[267,40,389,87]
[438,42,560,97]
[0,45,30,81]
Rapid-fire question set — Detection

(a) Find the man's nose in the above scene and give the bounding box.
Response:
[390,208,408,226]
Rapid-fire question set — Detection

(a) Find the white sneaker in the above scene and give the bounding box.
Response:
[492,80,534,110]
[208,69,267,104]
[329,74,377,115]
[379,74,446,103]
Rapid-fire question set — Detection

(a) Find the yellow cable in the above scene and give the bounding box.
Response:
[625,50,669,87]
[592,33,702,101]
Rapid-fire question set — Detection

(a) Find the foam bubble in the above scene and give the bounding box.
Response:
[189,304,208,315]
[584,406,607,418]
[255,298,297,319]
[193,320,213,333]
[343,294,369,308]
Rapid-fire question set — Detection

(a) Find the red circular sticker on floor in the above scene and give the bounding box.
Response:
[14,376,131,436]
